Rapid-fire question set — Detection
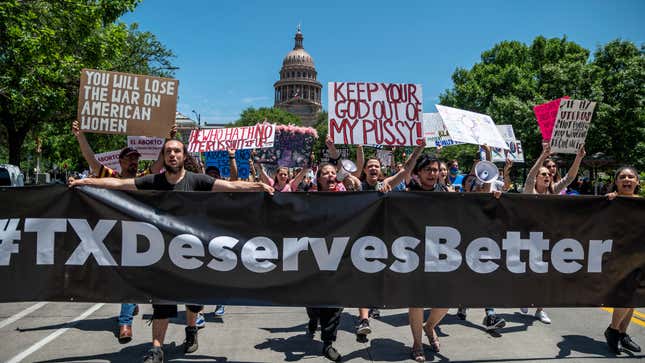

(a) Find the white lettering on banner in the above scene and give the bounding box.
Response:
[3,218,616,275]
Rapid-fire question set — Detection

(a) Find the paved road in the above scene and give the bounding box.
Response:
[0,303,643,362]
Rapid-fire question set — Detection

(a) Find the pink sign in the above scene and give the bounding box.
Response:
[533,96,570,141]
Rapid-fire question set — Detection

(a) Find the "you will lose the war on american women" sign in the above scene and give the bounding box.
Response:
[77,69,179,137]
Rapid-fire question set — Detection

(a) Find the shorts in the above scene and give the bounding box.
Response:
[152,304,203,319]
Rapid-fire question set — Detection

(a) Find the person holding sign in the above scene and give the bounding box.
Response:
[520,142,585,325]
[254,164,309,193]
[69,139,274,363]
[604,166,642,354]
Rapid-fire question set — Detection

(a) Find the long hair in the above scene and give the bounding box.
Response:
[612,166,641,194]
[439,161,450,186]
[360,158,384,182]
[542,158,561,183]
[316,163,336,191]
[273,166,289,186]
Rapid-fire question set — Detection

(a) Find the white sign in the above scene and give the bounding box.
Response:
[491,125,524,163]
[187,123,275,152]
[435,105,508,149]
[422,113,460,147]
[127,136,164,160]
[95,150,121,173]
[550,99,596,154]
[376,149,393,167]
[328,82,424,146]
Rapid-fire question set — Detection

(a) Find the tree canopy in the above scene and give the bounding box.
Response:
[232,107,302,127]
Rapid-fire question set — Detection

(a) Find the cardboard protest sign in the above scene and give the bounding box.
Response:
[550,99,596,154]
[491,125,524,163]
[204,149,251,179]
[127,136,164,161]
[320,146,349,163]
[422,113,460,147]
[187,123,275,152]
[435,105,508,149]
[328,82,423,146]
[254,125,317,167]
[77,69,178,137]
[94,150,121,173]
[376,149,393,168]
[533,96,570,141]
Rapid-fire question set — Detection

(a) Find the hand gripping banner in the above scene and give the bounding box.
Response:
[0,186,643,308]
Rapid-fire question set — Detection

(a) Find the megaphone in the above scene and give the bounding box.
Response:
[474,160,499,184]
[336,159,357,181]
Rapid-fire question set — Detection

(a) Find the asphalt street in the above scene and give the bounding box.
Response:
[0,303,643,362]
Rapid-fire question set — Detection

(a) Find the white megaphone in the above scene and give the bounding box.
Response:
[474,160,499,184]
[336,159,357,181]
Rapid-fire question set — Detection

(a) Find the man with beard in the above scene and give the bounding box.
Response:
[69,139,275,363]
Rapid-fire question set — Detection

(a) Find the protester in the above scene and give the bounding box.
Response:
[543,158,567,195]
[520,142,585,324]
[69,139,274,363]
[438,161,454,191]
[604,166,642,354]
[255,164,308,192]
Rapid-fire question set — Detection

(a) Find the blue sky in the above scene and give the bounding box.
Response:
[121,0,644,125]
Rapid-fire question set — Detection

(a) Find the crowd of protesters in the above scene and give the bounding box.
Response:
[67,121,642,363]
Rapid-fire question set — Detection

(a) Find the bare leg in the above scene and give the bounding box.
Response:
[618,308,634,333]
[358,308,369,320]
[186,309,197,327]
[425,308,449,334]
[152,318,169,347]
[408,308,424,349]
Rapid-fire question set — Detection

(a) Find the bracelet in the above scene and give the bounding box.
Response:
[229,156,235,159]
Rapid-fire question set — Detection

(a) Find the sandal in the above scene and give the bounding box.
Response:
[411,346,426,362]
[424,326,440,352]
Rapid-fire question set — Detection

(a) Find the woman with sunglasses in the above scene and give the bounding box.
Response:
[604,166,642,354]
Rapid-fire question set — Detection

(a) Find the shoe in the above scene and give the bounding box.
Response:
[423,326,440,352]
[184,326,198,353]
[605,326,621,354]
[356,319,371,335]
[535,310,551,324]
[195,312,206,329]
[142,347,164,363]
[620,333,641,352]
[133,304,139,316]
[214,305,225,316]
[457,307,467,320]
[369,308,380,319]
[306,319,317,337]
[483,315,506,330]
[323,343,342,362]
[520,307,529,314]
[411,346,426,362]
[118,325,132,343]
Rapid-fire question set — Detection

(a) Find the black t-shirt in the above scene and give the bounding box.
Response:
[134,171,215,191]
[408,179,448,192]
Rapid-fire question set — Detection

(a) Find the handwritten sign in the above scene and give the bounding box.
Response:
[127,136,164,160]
[204,149,251,179]
[328,82,423,146]
[187,123,275,152]
[422,112,460,147]
[550,99,596,154]
[94,150,121,173]
[77,69,178,137]
[533,96,570,141]
[435,105,508,149]
[491,125,524,163]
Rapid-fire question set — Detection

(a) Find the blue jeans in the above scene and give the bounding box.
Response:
[118,303,136,326]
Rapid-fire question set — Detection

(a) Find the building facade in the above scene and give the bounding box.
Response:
[273,26,322,126]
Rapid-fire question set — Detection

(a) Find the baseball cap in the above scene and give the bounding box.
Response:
[119,147,141,159]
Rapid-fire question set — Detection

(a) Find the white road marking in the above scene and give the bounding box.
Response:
[5,303,104,363]
[0,302,48,329]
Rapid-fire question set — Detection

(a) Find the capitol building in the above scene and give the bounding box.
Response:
[273,26,322,126]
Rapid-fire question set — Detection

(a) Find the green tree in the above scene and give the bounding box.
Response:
[0,0,176,167]
[232,107,301,127]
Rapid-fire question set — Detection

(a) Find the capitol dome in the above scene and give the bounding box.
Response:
[274,26,322,126]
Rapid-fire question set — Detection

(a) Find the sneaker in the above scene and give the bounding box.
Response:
[306,319,317,338]
[369,308,380,319]
[356,318,372,335]
[214,305,225,317]
[520,308,529,314]
[184,326,199,353]
[483,314,506,330]
[535,310,551,324]
[323,343,342,362]
[142,347,163,363]
[604,326,621,354]
[620,333,641,352]
[457,307,467,320]
[195,312,206,329]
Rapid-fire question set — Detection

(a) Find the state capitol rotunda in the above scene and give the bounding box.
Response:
[273,26,322,126]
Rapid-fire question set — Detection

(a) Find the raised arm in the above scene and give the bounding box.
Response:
[502,158,513,192]
[212,179,274,195]
[289,167,309,191]
[384,140,425,188]
[72,120,102,174]
[253,162,272,185]
[151,124,177,174]
[525,142,551,192]
[228,149,239,181]
[554,145,585,193]
[352,145,364,178]
[68,176,136,190]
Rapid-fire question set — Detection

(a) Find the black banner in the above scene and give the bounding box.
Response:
[1,185,644,308]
